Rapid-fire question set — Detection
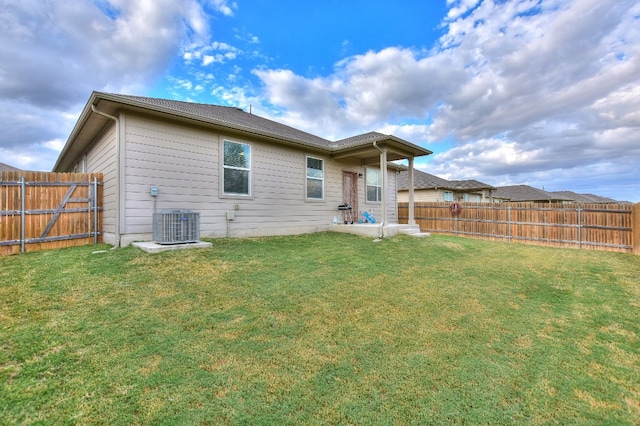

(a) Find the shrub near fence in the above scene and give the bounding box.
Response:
[0,171,103,255]
[399,202,637,254]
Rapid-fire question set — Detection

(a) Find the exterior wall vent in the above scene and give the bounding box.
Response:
[152,209,200,244]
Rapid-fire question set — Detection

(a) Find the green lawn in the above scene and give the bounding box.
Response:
[1,233,639,425]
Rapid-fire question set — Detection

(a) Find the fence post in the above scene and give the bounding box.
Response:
[633,202,640,256]
[507,206,511,242]
[577,207,582,250]
[20,176,25,253]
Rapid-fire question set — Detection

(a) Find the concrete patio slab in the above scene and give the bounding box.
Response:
[132,240,212,254]
[329,223,429,238]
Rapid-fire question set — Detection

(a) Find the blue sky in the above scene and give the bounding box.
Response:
[1,0,639,202]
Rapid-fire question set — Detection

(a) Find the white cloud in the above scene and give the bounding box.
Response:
[184,40,241,66]
[43,139,66,152]
[202,55,216,66]
[446,0,482,20]
[1,0,638,200]
[376,124,432,144]
[0,0,214,105]
[251,0,640,200]
[209,0,237,16]
[0,0,233,169]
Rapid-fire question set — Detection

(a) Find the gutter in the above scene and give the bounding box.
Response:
[90,104,121,249]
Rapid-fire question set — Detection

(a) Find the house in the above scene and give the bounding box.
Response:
[53,92,432,247]
[0,162,21,172]
[397,169,497,203]
[492,185,574,203]
[549,191,618,204]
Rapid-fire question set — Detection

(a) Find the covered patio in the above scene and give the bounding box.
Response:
[330,132,432,237]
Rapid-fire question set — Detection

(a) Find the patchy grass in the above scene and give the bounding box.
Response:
[1,233,639,424]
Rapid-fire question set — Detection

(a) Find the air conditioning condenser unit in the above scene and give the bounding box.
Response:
[152,209,200,244]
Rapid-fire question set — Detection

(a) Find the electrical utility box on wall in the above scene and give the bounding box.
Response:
[226,211,235,221]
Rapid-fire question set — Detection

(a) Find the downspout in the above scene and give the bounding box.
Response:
[373,141,386,238]
[91,104,121,249]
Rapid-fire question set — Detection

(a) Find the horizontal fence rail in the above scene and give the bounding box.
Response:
[399,202,636,253]
[1,171,104,255]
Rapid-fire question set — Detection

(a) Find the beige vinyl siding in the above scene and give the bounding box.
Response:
[119,114,366,241]
[85,122,117,237]
[122,114,219,236]
[386,171,398,223]
[361,168,398,223]
[397,189,441,203]
[226,143,357,237]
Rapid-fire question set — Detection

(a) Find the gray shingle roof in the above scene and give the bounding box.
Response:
[550,191,618,204]
[55,92,433,172]
[97,93,433,157]
[397,169,494,191]
[397,169,449,190]
[0,162,21,172]
[448,179,496,191]
[334,132,389,147]
[492,185,573,202]
[107,93,333,149]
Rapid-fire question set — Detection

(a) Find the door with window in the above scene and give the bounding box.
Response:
[342,171,358,217]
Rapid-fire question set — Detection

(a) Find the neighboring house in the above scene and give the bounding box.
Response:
[549,191,618,204]
[0,162,21,172]
[53,92,432,247]
[397,169,497,203]
[492,185,574,203]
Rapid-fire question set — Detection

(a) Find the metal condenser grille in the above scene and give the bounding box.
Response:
[152,210,200,244]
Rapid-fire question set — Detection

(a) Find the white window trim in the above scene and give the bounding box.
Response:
[305,155,324,201]
[365,167,382,204]
[221,139,253,198]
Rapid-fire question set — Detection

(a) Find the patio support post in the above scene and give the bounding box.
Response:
[408,157,415,225]
[380,149,388,228]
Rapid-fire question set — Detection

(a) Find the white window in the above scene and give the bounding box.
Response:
[223,140,251,195]
[306,156,324,199]
[366,168,382,202]
[444,191,453,201]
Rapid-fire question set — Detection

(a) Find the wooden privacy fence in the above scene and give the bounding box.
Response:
[399,202,638,254]
[0,172,103,255]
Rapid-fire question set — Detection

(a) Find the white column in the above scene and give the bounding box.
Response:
[408,157,415,225]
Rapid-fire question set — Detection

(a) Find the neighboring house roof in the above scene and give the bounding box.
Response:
[54,92,432,171]
[492,185,574,202]
[448,179,497,191]
[397,169,450,190]
[0,162,21,172]
[397,169,495,192]
[550,191,618,204]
